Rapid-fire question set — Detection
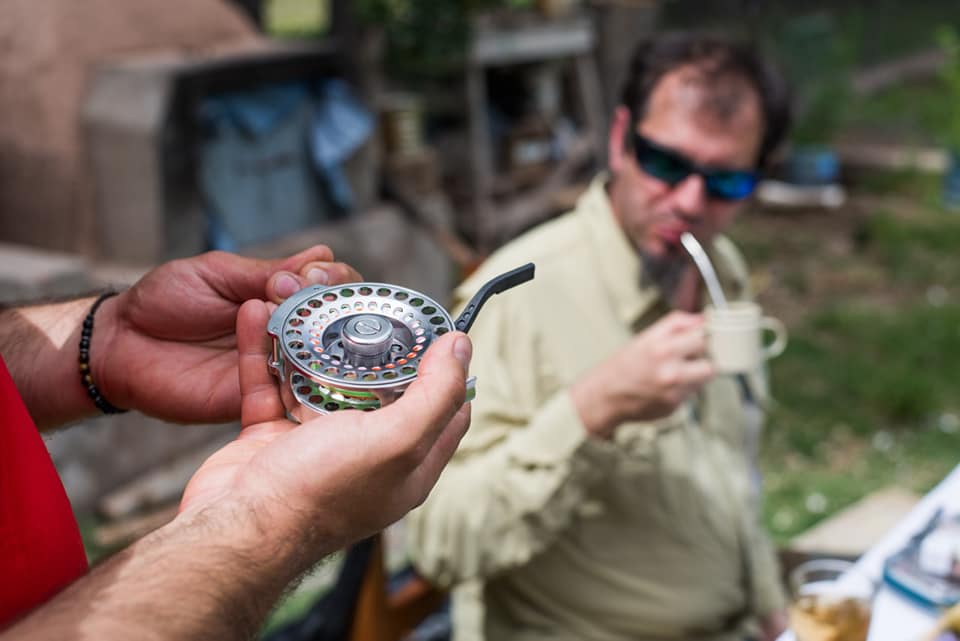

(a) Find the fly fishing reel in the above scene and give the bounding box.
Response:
[268,263,534,422]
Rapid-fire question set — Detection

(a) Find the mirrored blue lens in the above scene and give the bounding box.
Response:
[705,171,758,201]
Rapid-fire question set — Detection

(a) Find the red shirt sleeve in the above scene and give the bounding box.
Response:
[0,356,88,626]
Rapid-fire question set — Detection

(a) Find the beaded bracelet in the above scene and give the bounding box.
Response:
[78,292,128,415]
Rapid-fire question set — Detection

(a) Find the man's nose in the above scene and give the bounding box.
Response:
[672,172,708,218]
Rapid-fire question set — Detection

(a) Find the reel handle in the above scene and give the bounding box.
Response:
[454,263,535,333]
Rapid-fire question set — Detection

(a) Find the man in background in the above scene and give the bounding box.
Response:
[409,31,792,641]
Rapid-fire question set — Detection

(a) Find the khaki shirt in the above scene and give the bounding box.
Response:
[408,177,786,641]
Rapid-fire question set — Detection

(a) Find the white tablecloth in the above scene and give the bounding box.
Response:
[778,464,960,641]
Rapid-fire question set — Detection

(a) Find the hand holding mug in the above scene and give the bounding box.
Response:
[571,311,714,438]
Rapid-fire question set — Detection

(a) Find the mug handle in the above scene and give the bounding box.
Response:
[760,317,788,359]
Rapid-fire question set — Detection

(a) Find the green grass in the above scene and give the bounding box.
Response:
[762,424,958,541]
[742,187,960,544]
[264,0,330,38]
[762,401,959,543]
[660,0,960,66]
[866,208,960,274]
[846,80,953,147]
[661,1,960,148]
[77,514,112,565]
[775,304,960,431]
[853,168,945,204]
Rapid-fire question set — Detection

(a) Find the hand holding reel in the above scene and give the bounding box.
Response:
[267,263,535,422]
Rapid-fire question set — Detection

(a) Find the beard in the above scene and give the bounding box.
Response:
[639,247,689,303]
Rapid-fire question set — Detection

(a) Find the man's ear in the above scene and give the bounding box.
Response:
[608,106,632,173]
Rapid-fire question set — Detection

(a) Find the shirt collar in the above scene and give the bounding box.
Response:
[575,175,663,328]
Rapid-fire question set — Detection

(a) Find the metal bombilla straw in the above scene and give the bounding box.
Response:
[679,232,755,402]
[680,232,728,310]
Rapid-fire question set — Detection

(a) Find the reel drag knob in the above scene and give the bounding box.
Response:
[340,314,395,368]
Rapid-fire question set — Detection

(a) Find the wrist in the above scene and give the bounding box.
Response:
[167,502,309,604]
[570,373,623,440]
[83,292,128,415]
[2,296,102,428]
[177,495,338,587]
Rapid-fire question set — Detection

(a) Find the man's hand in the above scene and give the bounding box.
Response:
[1,303,472,641]
[93,246,361,423]
[570,311,714,439]
[180,299,474,555]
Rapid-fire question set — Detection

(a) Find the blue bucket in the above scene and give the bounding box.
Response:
[944,149,960,211]
[786,146,841,186]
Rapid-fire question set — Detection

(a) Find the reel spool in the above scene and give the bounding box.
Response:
[268,263,534,422]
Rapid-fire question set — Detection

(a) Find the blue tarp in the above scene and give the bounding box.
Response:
[198,78,373,250]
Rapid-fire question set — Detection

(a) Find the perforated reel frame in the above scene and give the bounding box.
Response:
[267,282,458,420]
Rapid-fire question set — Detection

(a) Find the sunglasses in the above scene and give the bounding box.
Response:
[631,132,760,201]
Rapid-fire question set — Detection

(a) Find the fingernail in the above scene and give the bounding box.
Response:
[453,335,473,369]
[276,274,299,299]
[306,268,329,285]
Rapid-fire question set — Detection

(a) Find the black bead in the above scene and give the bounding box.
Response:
[79,291,129,415]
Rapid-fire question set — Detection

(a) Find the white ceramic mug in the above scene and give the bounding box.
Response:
[705,301,787,373]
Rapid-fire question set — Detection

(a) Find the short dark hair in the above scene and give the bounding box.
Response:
[620,31,791,169]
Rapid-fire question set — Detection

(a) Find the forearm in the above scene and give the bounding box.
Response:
[569,370,629,439]
[1,506,310,641]
[0,296,108,430]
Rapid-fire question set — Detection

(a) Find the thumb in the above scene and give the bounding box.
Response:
[369,332,472,450]
[237,299,287,427]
